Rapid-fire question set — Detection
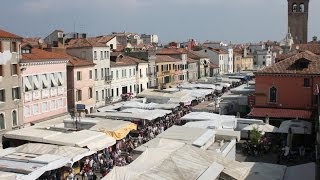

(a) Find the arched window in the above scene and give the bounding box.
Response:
[299,3,305,12]
[292,3,297,12]
[12,110,17,126]
[0,113,5,130]
[269,87,277,103]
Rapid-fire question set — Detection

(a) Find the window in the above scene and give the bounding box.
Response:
[133,69,135,75]
[0,89,5,102]
[12,87,20,100]
[107,51,110,59]
[111,71,114,79]
[300,3,304,12]
[77,71,82,81]
[129,69,132,77]
[292,3,297,12]
[110,44,114,49]
[0,65,3,76]
[102,90,105,100]
[11,42,17,52]
[111,89,114,97]
[140,69,142,78]
[57,99,63,108]
[116,70,119,79]
[95,69,98,80]
[89,87,93,98]
[96,91,99,101]
[269,87,277,103]
[12,110,17,126]
[42,102,48,112]
[304,78,310,87]
[104,51,107,59]
[76,89,82,101]
[11,64,18,75]
[100,51,103,60]
[33,104,39,114]
[50,100,55,110]
[24,106,30,117]
[89,70,93,79]
[0,41,2,53]
[101,68,104,78]
[94,51,97,60]
[116,88,119,96]
[0,114,5,130]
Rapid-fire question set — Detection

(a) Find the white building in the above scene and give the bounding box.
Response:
[66,37,112,108]
[248,44,272,68]
[200,47,229,74]
[110,53,149,102]
[141,34,159,44]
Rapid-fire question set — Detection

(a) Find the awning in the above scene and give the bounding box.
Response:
[90,120,137,140]
[248,108,312,120]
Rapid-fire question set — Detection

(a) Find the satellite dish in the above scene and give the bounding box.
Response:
[38,39,44,44]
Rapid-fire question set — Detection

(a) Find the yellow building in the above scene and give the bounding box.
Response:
[233,52,253,72]
[155,55,182,89]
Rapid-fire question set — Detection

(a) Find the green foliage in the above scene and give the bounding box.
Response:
[125,48,132,53]
[250,127,262,145]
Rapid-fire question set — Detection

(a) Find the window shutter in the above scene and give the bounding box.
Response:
[12,88,14,100]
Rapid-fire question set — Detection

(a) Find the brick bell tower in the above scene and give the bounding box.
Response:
[287,0,309,44]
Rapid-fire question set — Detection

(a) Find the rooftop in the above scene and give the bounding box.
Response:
[156,55,181,63]
[257,51,320,75]
[21,48,68,62]
[0,28,22,39]
[67,38,106,48]
[110,54,146,67]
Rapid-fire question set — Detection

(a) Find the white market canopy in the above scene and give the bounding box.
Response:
[0,149,70,180]
[4,127,116,151]
[277,119,312,134]
[105,140,250,180]
[88,108,171,121]
[243,123,279,133]
[135,126,214,152]
[15,143,95,165]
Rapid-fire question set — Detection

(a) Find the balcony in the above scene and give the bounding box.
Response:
[50,87,58,97]
[41,89,50,99]
[105,75,113,83]
[58,86,65,95]
[147,72,154,77]
[24,92,32,102]
[32,90,41,100]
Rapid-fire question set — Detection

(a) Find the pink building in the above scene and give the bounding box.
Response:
[66,54,96,114]
[20,45,68,125]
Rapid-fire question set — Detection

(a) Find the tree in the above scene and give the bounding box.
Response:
[250,127,262,145]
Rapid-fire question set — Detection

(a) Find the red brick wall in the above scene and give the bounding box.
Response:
[255,75,320,110]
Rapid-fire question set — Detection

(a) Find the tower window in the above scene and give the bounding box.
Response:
[292,3,297,12]
[299,3,304,12]
[269,87,277,103]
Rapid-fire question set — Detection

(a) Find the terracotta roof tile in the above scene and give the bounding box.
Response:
[23,37,47,48]
[111,54,146,67]
[156,55,181,63]
[257,51,320,75]
[205,47,228,54]
[21,48,68,62]
[0,28,22,39]
[156,48,185,55]
[293,44,320,55]
[248,108,312,120]
[67,38,106,48]
[187,58,198,63]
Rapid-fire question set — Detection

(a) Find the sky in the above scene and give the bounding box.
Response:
[0,0,319,44]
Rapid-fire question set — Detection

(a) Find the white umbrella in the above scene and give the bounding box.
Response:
[277,119,312,134]
[243,123,279,133]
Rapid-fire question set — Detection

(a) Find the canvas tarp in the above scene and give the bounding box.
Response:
[104,141,249,180]
[89,119,137,140]
[4,127,116,151]
[15,143,95,164]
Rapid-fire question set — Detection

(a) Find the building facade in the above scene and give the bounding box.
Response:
[110,54,149,101]
[288,0,309,44]
[248,51,319,124]
[20,46,68,125]
[66,55,96,114]
[0,29,23,140]
[155,55,182,89]
[66,38,111,108]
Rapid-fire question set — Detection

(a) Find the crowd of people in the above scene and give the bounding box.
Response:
[65,93,218,179]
